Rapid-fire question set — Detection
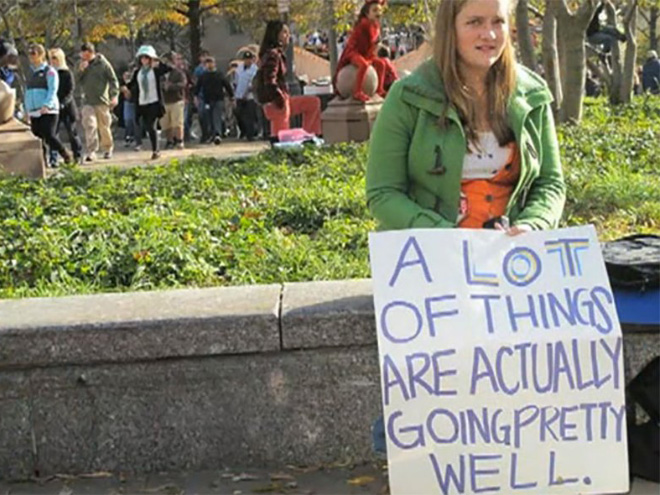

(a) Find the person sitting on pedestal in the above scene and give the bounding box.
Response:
[333,0,388,102]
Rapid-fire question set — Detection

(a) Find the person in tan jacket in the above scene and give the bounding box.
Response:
[78,42,119,162]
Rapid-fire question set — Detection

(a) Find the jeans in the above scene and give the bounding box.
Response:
[31,113,69,163]
[136,103,162,152]
[197,98,210,141]
[207,100,224,138]
[184,101,193,140]
[235,99,259,140]
[49,103,82,163]
[123,101,136,140]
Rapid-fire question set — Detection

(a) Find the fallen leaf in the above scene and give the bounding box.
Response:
[80,471,113,479]
[251,483,283,493]
[347,475,375,486]
[140,484,183,494]
[269,472,295,481]
[233,473,259,482]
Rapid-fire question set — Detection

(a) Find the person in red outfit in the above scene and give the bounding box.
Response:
[376,45,399,93]
[258,20,321,139]
[334,0,387,102]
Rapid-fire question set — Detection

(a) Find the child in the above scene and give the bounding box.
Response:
[333,0,388,102]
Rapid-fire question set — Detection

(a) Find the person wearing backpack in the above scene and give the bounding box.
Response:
[24,43,72,166]
[257,20,321,140]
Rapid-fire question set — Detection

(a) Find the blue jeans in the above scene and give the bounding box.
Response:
[123,101,136,140]
[208,100,224,137]
[197,98,210,141]
[184,101,193,140]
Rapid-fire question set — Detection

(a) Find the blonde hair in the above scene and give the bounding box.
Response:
[28,43,47,63]
[433,0,517,147]
[48,48,68,69]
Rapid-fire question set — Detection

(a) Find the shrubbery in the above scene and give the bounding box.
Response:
[0,98,658,298]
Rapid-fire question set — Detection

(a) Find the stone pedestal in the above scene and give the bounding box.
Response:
[0,118,45,179]
[321,97,382,144]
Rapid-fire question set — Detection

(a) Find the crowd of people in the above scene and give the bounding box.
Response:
[0,39,274,167]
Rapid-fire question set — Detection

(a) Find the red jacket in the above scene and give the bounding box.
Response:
[335,17,380,81]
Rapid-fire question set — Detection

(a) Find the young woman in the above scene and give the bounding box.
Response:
[128,45,171,159]
[258,20,321,139]
[24,43,72,166]
[366,0,565,236]
[48,48,83,164]
[334,0,388,102]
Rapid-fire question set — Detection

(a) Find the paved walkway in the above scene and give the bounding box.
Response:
[52,139,270,174]
[1,465,657,495]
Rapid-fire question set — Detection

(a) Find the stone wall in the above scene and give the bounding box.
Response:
[0,280,657,480]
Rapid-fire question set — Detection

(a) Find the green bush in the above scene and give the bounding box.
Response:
[1,98,658,298]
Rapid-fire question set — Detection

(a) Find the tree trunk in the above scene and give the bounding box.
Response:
[620,1,638,103]
[325,0,338,75]
[542,0,562,116]
[516,0,536,70]
[649,6,658,52]
[188,0,202,66]
[555,0,598,124]
[605,1,623,104]
[73,0,83,48]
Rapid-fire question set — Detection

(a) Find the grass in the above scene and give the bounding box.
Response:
[0,97,658,299]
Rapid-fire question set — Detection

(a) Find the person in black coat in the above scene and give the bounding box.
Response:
[128,45,171,159]
[48,48,82,164]
[194,56,234,144]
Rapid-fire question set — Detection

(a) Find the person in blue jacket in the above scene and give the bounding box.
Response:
[24,43,72,165]
[642,50,660,94]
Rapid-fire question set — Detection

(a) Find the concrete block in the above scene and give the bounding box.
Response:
[0,118,45,179]
[0,285,281,368]
[0,372,34,480]
[29,347,381,476]
[281,279,376,349]
[321,98,382,144]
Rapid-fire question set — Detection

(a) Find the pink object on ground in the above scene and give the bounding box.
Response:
[277,128,315,143]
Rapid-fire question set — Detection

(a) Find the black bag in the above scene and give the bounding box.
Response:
[627,358,660,482]
[602,235,660,291]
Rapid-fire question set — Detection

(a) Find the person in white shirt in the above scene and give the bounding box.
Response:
[233,51,259,141]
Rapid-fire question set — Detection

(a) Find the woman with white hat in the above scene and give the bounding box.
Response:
[127,45,172,159]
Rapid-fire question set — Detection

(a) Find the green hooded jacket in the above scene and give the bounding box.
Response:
[366,59,566,231]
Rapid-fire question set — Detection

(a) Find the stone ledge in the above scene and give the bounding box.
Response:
[0,285,281,368]
[281,279,376,349]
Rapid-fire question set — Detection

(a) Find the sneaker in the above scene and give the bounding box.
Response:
[164,140,174,150]
[151,151,161,160]
[176,141,184,150]
[103,151,113,160]
[213,135,222,145]
[134,145,142,152]
[85,153,96,162]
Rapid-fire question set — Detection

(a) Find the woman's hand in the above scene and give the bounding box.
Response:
[495,223,533,236]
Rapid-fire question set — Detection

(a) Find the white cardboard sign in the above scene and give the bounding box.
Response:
[368,226,629,495]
